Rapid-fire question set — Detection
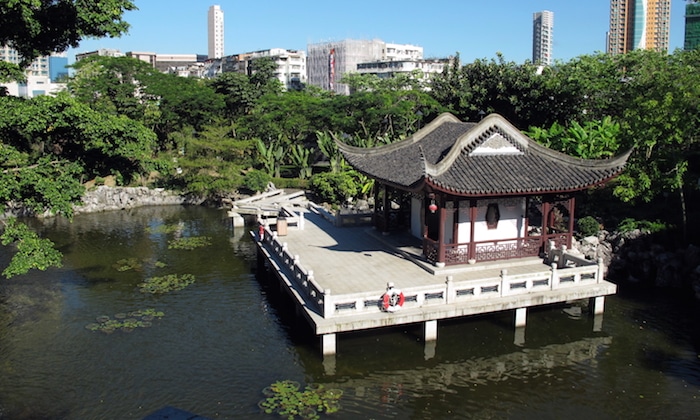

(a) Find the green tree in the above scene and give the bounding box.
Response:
[0,0,136,278]
[430,53,573,128]
[69,56,224,148]
[0,94,159,182]
[613,50,700,239]
[69,56,159,121]
[525,116,621,159]
[208,72,257,120]
[144,72,224,143]
[0,0,136,66]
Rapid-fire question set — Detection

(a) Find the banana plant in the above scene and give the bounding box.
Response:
[289,143,313,179]
[255,137,285,177]
[316,131,343,174]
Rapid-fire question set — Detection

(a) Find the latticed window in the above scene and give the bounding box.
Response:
[486,203,500,229]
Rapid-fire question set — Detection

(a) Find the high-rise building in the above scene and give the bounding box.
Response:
[532,10,554,65]
[208,5,224,59]
[685,1,700,50]
[1,46,67,97]
[607,0,671,55]
[48,53,69,82]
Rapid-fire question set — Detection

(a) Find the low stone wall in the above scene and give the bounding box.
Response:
[73,186,204,214]
[2,186,205,219]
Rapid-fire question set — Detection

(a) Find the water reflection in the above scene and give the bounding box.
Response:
[0,206,699,419]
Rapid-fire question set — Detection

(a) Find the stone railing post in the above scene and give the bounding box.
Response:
[323,289,334,318]
[445,275,455,304]
[597,258,604,283]
[500,269,508,296]
[550,262,559,289]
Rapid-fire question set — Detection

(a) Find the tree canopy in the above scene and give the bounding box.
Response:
[0,0,136,66]
[3,21,700,277]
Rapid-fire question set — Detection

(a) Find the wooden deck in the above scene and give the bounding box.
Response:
[254,205,616,355]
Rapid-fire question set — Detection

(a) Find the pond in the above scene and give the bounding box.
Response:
[0,205,699,419]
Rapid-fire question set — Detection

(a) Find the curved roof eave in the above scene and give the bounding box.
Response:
[424,113,633,177]
[424,170,625,197]
[334,112,462,157]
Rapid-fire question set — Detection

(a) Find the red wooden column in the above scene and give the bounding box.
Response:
[566,196,575,249]
[437,194,446,265]
[469,199,477,262]
[541,199,551,250]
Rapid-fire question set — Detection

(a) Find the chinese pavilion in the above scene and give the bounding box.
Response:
[337,113,631,267]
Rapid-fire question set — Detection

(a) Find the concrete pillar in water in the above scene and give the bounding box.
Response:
[227,210,245,228]
[590,296,605,315]
[323,354,336,376]
[424,340,436,360]
[321,333,336,355]
[591,296,606,332]
[593,313,604,332]
[514,326,526,346]
[515,307,527,328]
[424,320,438,341]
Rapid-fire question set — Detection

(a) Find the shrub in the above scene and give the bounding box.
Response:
[576,216,601,238]
[616,218,667,234]
[271,177,308,190]
[309,171,359,204]
[243,169,271,193]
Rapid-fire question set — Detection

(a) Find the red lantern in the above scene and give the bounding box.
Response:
[428,201,438,213]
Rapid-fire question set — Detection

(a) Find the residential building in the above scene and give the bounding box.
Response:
[607,0,671,55]
[685,1,700,50]
[126,51,157,67]
[1,46,67,97]
[156,54,208,77]
[532,10,554,65]
[75,48,124,61]
[1,45,49,77]
[355,58,450,84]
[207,48,306,90]
[208,5,224,59]
[307,39,423,94]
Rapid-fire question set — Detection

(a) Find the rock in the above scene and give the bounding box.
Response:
[18,186,207,217]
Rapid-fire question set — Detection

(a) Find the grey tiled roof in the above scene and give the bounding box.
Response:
[337,113,631,196]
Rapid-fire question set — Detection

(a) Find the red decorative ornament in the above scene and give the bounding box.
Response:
[428,201,438,213]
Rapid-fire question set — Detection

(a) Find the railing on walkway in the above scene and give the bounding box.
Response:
[258,226,605,319]
[424,236,543,265]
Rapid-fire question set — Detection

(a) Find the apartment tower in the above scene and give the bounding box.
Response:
[208,5,224,59]
[607,0,671,55]
[532,10,554,65]
[685,0,700,50]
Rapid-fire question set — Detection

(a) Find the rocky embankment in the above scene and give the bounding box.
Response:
[2,186,206,219]
[574,229,700,299]
[73,186,205,214]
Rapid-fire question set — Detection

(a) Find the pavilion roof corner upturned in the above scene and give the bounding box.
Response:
[337,112,631,196]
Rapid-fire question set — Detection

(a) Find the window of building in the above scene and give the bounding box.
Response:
[486,203,500,229]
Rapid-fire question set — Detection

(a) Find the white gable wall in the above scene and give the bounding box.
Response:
[466,197,525,243]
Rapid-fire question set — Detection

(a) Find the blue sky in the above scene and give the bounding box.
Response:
[67,0,688,64]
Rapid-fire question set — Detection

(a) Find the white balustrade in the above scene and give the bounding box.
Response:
[259,225,604,319]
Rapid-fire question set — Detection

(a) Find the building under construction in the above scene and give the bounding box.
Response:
[307,39,423,95]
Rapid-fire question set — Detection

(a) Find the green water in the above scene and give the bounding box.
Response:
[0,205,699,419]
